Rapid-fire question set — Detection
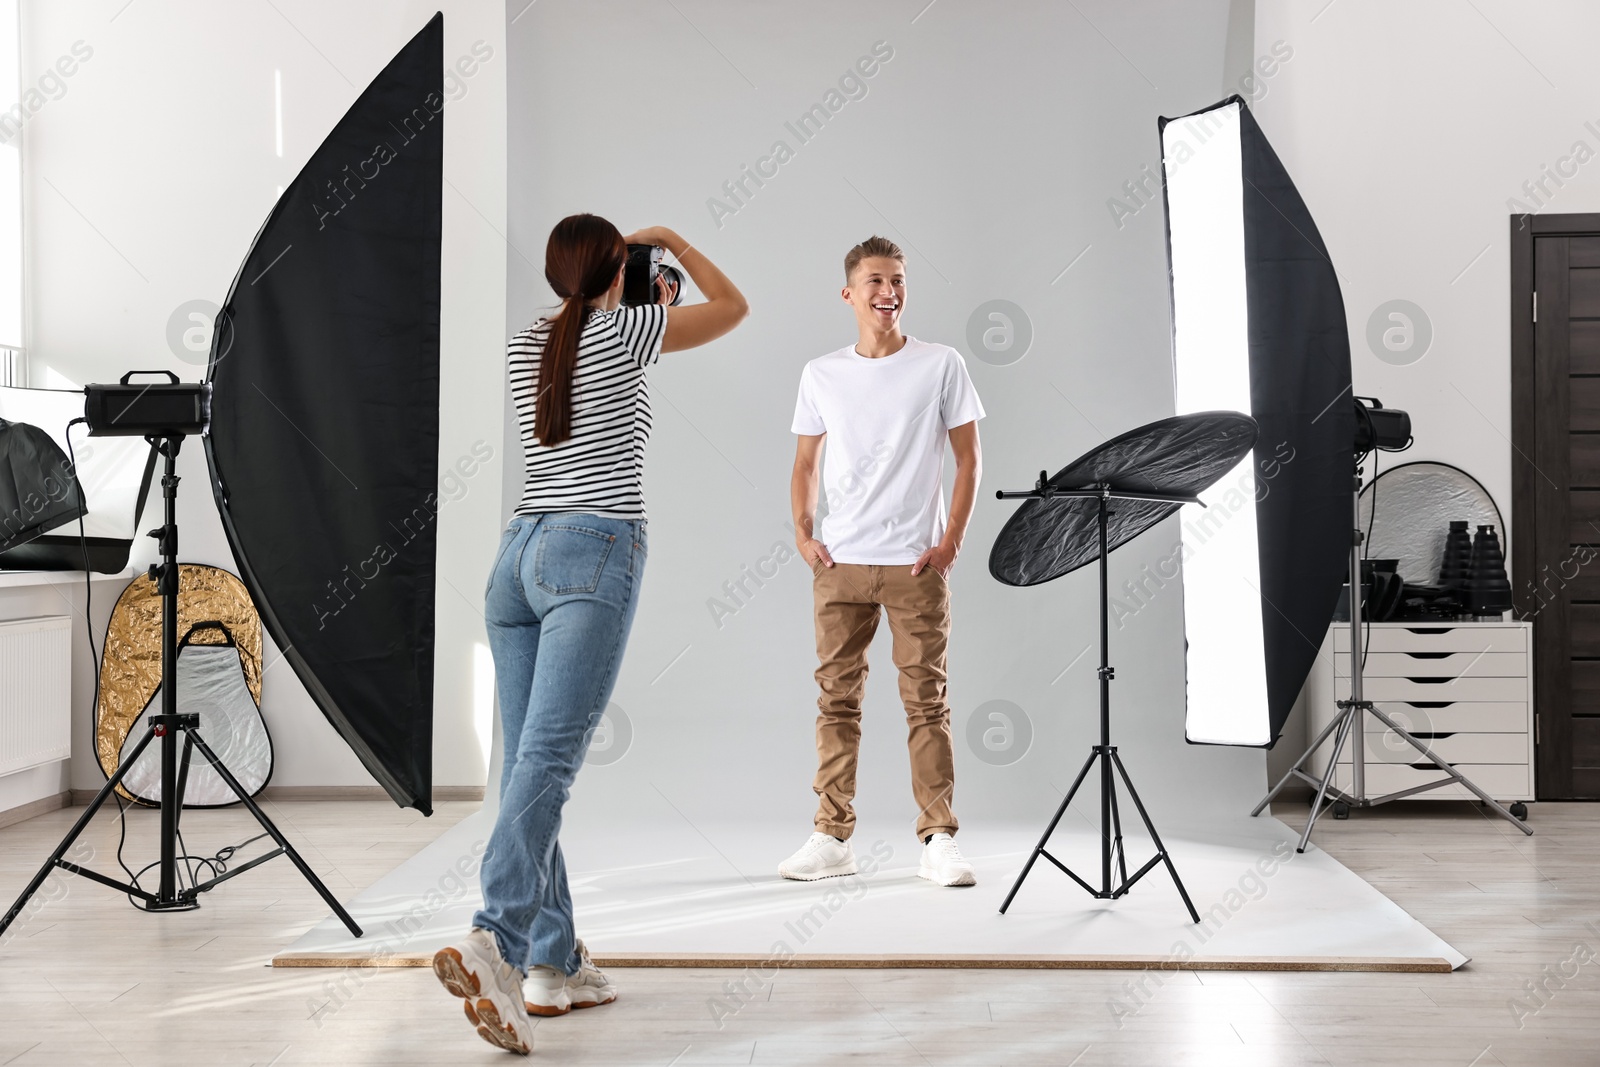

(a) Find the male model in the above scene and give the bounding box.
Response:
[781,235,984,887]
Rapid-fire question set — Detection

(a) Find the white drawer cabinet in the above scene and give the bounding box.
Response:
[1357,676,1529,702]
[1305,620,1534,803]
[1333,625,1525,654]
[1334,652,1527,678]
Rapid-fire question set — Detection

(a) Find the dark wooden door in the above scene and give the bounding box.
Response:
[1516,220,1600,798]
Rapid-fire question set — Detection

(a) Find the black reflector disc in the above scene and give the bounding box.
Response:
[989,411,1258,587]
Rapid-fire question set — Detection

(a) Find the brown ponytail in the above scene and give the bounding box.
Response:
[536,213,627,446]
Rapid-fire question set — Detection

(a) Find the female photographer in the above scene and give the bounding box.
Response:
[433,215,747,1055]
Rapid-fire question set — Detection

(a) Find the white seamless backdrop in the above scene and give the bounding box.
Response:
[504,0,1269,829]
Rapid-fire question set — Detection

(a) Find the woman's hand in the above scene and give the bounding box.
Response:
[632,226,746,353]
[622,226,682,253]
[656,273,679,305]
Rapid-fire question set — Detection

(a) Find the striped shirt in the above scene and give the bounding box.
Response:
[508,304,668,519]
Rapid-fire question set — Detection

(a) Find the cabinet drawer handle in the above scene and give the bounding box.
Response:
[1406,627,1453,635]
[1404,701,1454,708]
[1406,677,1453,684]
[1403,652,1452,659]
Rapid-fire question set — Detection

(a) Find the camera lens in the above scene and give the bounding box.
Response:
[658,264,685,306]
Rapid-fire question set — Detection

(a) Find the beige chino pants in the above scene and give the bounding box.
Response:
[809,560,958,841]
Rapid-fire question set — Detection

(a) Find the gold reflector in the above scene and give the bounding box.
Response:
[95,564,263,800]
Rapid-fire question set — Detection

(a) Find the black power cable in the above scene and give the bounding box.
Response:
[64,418,141,897]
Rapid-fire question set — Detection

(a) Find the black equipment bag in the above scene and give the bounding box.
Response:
[0,417,85,554]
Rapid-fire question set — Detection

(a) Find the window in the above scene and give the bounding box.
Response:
[0,0,22,386]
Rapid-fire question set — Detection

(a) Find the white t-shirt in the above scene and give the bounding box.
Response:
[791,337,985,565]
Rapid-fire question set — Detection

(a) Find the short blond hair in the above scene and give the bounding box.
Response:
[844,235,904,284]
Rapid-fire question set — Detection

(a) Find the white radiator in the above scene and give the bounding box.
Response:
[0,615,72,776]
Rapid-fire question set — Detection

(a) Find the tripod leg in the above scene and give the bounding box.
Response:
[1251,708,1348,817]
[186,731,363,937]
[1099,748,1114,895]
[1366,707,1534,836]
[173,733,196,889]
[1109,752,1200,924]
[0,725,165,936]
[1108,772,1129,891]
[175,732,195,812]
[999,748,1098,915]
[1300,708,1355,853]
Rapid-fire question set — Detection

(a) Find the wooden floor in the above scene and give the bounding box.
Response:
[0,797,1595,1065]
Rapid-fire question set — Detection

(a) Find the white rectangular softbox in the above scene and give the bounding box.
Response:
[1161,98,1355,747]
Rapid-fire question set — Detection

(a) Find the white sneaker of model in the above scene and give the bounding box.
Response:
[523,937,617,1016]
[918,832,976,887]
[433,927,535,1055]
[778,831,859,881]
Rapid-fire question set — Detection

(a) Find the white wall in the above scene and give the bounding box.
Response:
[1255,0,1600,553]
[508,0,1272,830]
[19,0,506,797]
[1252,0,1600,780]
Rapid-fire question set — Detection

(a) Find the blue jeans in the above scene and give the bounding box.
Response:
[473,512,646,975]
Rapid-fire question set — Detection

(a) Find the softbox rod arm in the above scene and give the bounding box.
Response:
[995,474,1202,508]
[1348,471,1366,801]
[157,437,181,904]
[1095,491,1118,895]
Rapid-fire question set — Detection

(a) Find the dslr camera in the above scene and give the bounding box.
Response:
[622,244,685,307]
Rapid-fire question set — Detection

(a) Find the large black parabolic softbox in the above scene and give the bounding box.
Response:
[205,14,443,812]
[1159,96,1354,748]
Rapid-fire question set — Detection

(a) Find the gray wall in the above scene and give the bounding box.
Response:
[505,0,1270,830]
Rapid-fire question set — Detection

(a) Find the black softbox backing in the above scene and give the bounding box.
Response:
[1160,96,1354,747]
[1235,102,1354,741]
[205,14,443,812]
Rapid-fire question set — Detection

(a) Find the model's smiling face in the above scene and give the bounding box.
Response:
[844,256,906,331]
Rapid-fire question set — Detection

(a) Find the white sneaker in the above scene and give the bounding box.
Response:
[919,832,976,887]
[523,938,616,1016]
[433,927,535,1055]
[566,938,618,1009]
[522,964,571,1018]
[778,831,858,881]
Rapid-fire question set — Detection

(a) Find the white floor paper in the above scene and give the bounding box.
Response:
[276,809,1467,970]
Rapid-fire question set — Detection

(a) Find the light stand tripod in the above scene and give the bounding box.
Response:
[997,476,1202,924]
[0,434,362,938]
[1251,461,1532,851]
